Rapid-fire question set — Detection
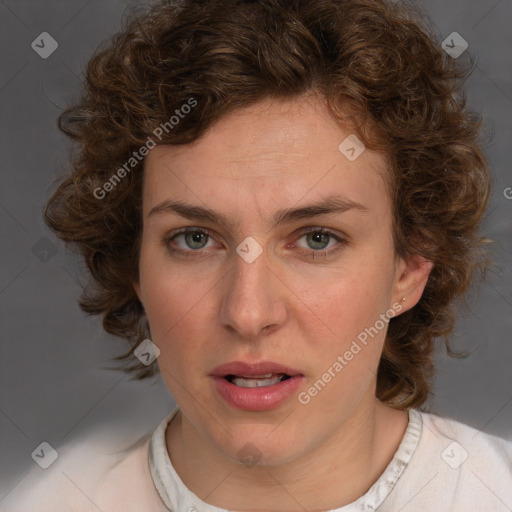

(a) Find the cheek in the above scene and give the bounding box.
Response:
[294,277,389,410]
[143,280,205,351]
[140,271,211,400]
[138,251,204,360]
[291,258,396,399]
[296,265,392,340]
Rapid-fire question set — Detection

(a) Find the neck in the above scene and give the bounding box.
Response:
[166,397,408,511]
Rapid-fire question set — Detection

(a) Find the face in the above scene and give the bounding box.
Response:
[134,96,429,466]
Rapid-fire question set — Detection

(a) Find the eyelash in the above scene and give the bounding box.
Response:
[163,227,347,260]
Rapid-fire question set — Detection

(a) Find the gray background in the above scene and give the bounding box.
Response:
[1,0,511,500]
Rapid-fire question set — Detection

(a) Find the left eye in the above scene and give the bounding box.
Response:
[296,229,341,251]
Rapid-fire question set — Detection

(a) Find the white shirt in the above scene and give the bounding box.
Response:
[2,406,512,511]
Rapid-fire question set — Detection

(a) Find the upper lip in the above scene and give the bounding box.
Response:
[210,361,303,378]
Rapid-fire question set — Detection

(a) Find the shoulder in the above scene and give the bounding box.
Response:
[385,409,512,512]
[420,410,512,467]
[93,436,168,511]
[1,426,166,512]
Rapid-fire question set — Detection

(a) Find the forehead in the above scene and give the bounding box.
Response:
[142,97,390,220]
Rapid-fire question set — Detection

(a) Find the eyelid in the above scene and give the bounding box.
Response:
[168,227,212,238]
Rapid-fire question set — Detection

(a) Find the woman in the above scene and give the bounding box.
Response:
[5,0,511,510]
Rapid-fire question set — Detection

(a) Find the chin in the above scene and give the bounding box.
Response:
[214,423,309,467]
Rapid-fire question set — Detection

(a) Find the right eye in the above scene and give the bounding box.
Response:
[163,227,220,258]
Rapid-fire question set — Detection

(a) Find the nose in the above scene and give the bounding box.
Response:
[218,247,287,340]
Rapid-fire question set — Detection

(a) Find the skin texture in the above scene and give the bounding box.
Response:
[133,96,432,511]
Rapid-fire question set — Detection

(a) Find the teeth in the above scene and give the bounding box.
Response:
[231,373,288,388]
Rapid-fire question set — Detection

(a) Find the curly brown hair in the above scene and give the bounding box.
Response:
[44,0,491,408]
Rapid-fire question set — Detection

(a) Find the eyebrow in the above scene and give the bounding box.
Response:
[147,195,368,229]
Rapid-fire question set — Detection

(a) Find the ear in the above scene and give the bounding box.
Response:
[392,253,433,314]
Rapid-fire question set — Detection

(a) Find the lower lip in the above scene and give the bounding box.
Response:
[212,375,304,411]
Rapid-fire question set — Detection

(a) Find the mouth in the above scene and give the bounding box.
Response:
[210,361,304,411]
[211,360,303,382]
[225,373,292,388]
